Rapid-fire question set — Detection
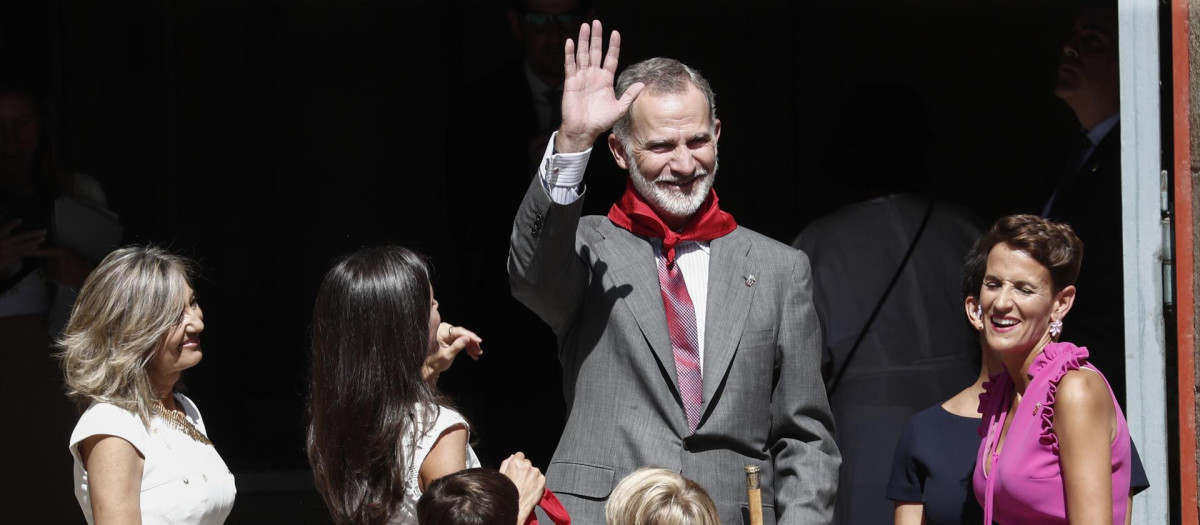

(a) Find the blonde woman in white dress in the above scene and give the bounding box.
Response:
[60,246,235,524]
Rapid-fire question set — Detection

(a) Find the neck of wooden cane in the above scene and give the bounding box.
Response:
[744,465,761,490]
[745,465,764,525]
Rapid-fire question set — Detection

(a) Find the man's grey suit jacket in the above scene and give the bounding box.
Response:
[508,175,840,524]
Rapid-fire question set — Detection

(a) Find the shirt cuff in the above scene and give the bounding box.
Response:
[539,131,589,205]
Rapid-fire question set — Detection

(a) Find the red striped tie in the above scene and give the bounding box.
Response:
[657,251,703,433]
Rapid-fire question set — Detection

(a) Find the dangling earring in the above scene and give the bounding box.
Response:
[1049,319,1063,338]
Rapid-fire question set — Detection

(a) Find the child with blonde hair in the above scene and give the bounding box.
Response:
[605,467,720,525]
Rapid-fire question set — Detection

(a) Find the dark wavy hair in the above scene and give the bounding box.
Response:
[965,214,1084,294]
[307,245,443,525]
[416,468,519,525]
[961,240,989,300]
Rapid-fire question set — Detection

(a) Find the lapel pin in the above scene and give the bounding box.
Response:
[744,275,757,287]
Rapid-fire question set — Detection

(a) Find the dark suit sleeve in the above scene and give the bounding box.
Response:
[508,173,589,336]
[771,250,841,523]
[1130,439,1150,495]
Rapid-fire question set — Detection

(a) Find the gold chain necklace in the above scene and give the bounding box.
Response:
[151,401,213,446]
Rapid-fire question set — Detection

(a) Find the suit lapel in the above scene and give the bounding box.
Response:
[1083,124,1119,175]
[1055,125,1119,216]
[595,221,679,389]
[595,221,757,431]
[700,228,755,416]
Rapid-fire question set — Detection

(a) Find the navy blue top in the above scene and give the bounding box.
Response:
[887,403,1151,525]
[887,405,982,525]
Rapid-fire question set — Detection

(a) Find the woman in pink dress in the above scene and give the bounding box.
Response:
[967,215,1132,524]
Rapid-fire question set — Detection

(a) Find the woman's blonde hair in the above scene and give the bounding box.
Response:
[58,245,194,427]
[605,467,721,525]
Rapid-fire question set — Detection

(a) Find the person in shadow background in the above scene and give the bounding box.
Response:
[442,0,623,470]
[791,82,985,525]
[506,0,592,170]
[1038,0,1128,409]
[0,76,116,524]
[0,78,113,337]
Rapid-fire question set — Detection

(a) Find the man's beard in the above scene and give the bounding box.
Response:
[627,154,718,222]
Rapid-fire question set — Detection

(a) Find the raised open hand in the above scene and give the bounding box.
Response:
[555,20,644,154]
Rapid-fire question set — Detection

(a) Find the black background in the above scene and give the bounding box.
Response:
[2,0,1085,521]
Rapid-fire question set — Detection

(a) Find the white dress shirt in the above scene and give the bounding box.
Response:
[538,133,710,369]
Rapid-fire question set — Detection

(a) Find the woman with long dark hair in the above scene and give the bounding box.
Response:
[307,245,543,525]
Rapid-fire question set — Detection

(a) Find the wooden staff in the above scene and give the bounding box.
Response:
[745,465,763,525]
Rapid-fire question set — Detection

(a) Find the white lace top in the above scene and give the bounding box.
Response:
[390,405,480,525]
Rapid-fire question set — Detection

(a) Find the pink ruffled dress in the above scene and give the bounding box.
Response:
[972,342,1132,524]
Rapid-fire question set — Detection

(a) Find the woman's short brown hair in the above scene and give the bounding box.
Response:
[965,214,1084,295]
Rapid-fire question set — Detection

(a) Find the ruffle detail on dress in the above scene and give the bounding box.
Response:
[1026,341,1090,380]
[977,370,1010,438]
[1029,342,1090,454]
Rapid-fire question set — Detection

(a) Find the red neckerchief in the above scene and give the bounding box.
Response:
[606,178,737,266]
[525,489,571,525]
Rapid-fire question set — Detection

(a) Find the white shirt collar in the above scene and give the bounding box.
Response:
[1086,113,1120,145]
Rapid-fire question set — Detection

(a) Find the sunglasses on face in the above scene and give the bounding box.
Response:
[522,11,585,31]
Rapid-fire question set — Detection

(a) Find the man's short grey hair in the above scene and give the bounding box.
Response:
[612,57,718,144]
